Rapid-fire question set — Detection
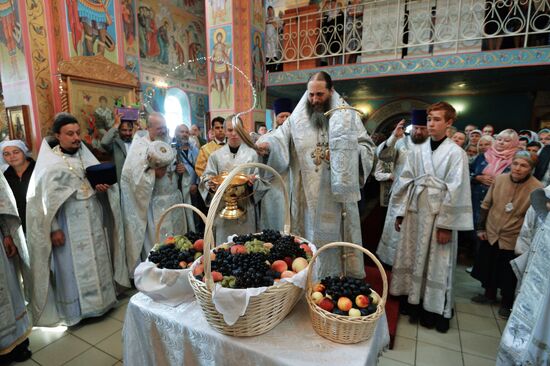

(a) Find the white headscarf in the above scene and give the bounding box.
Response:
[0,139,31,171]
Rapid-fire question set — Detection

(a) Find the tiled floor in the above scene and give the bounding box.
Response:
[16,266,502,366]
[380,265,505,366]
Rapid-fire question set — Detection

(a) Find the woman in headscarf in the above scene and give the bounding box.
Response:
[471,151,542,318]
[470,129,518,227]
[1,140,35,233]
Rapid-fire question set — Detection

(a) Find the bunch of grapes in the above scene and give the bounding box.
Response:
[185,231,203,244]
[254,229,282,243]
[211,249,275,288]
[148,246,198,269]
[268,234,306,262]
[321,276,371,301]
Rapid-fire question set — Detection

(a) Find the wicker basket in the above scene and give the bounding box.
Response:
[188,162,306,336]
[134,203,209,305]
[305,242,388,344]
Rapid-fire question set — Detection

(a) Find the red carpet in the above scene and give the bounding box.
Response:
[365,265,399,349]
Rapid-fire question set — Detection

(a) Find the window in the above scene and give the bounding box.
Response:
[164,95,183,138]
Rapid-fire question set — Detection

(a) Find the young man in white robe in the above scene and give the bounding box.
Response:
[376,110,429,266]
[121,112,191,274]
[256,71,376,278]
[389,102,473,333]
[0,171,32,363]
[498,186,550,365]
[26,113,128,327]
[199,116,264,244]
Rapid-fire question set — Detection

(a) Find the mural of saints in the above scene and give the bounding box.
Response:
[66,0,114,56]
[210,28,231,109]
[0,0,22,78]
[251,32,265,109]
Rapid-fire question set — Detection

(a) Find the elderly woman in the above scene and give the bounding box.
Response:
[471,151,542,318]
[451,130,468,149]
[470,129,518,226]
[477,135,494,154]
[1,141,35,233]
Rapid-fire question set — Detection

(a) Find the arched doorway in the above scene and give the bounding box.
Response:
[365,99,429,138]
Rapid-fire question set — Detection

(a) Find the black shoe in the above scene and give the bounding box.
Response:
[408,303,421,324]
[471,294,496,304]
[420,310,436,329]
[11,338,32,363]
[399,296,410,316]
[498,307,511,319]
[435,316,450,333]
[0,353,13,365]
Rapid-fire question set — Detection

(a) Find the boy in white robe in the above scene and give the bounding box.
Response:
[390,102,473,333]
[0,171,32,363]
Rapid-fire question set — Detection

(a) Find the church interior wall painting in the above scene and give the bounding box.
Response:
[137,0,207,85]
[208,25,233,111]
[121,0,140,76]
[252,0,265,30]
[0,0,28,85]
[65,0,119,63]
[188,91,208,127]
[207,0,231,26]
[251,30,266,111]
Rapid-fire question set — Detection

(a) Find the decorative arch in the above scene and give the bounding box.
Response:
[164,88,192,137]
[365,99,430,137]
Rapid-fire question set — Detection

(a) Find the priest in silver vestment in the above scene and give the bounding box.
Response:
[121,112,191,273]
[200,116,265,244]
[376,110,429,266]
[389,102,472,333]
[497,186,550,366]
[256,71,376,278]
[26,113,128,327]
[0,171,32,363]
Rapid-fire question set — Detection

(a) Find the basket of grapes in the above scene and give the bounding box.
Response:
[188,163,317,336]
[306,242,387,344]
[134,203,208,306]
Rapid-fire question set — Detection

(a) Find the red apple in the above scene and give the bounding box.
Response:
[230,244,247,255]
[337,297,353,312]
[280,270,296,279]
[193,239,204,251]
[193,263,204,276]
[164,236,176,245]
[300,243,312,254]
[313,283,326,293]
[178,261,187,269]
[271,260,288,273]
[211,271,223,282]
[318,298,335,312]
[355,294,370,308]
[291,257,308,273]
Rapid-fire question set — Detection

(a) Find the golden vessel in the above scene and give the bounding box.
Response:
[210,172,250,220]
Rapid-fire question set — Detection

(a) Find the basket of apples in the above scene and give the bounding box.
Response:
[134,203,207,306]
[188,163,316,336]
[306,242,387,344]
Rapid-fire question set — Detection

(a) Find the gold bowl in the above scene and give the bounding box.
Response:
[211,172,250,220]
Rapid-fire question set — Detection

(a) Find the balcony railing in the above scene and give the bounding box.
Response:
[265,0,550,70]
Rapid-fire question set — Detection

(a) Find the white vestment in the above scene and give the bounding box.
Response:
[376,134,414,265]
[199,144,263,244]
[121,134,189,274]
[0,172,31,354]
[262,91,376,278]
[389,138,473,318]
[497,187,550,365]
[26,141,125,326]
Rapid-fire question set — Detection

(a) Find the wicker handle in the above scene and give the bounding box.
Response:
[203,162,291,290]
[305,242,388,309]
[155,203,208,244]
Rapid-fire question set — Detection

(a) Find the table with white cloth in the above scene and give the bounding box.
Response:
[123,292,390,366]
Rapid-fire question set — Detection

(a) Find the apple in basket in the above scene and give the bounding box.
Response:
[193,229,313,289]
[312,275,378,316]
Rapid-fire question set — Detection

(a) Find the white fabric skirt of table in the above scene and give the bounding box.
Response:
[123,292,390,366]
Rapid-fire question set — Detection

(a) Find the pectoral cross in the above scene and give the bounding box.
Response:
[311,143,326,172]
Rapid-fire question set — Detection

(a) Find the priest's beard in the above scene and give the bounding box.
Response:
[411,133,428,144]
[306,98,331,130]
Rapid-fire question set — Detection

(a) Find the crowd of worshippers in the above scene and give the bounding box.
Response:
[1,71,549,365]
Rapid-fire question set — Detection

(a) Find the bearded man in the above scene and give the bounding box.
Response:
[257,71,376,278]
[375,110,429,266]
[121,113,189,273]
[100,113,135,182]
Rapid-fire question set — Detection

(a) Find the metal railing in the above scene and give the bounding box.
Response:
[265,0,550,69]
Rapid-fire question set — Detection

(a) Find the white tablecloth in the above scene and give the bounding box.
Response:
[123,293,390,366]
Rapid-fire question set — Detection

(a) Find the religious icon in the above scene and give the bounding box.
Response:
[210,27,232,109]
[6,105,32,149]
